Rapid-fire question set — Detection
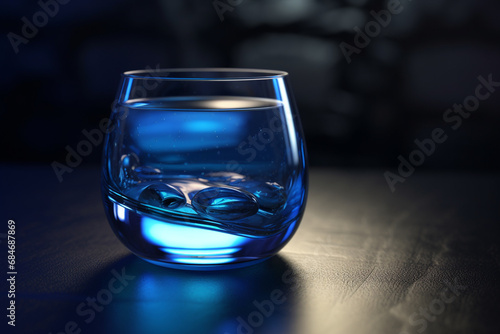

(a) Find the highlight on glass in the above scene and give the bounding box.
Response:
[101,68,308,270]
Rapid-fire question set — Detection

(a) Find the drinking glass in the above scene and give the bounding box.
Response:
[101,68,308,270]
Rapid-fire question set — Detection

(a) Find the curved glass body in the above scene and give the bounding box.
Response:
[101,68,308,270]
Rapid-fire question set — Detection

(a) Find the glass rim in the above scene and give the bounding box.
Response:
[122,68,288,81]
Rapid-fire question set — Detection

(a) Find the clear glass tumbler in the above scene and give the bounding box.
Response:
[101,68,308,270]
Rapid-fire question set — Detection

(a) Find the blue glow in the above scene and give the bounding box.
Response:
[142,217,241,248]
[130,112,247,152]
[123,271,232,333]
[163,247,240,256]
[182,279,226,302]
[176,258,234,265]
[185,120,223,132]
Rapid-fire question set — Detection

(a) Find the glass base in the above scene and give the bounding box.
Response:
[103,195,302,271]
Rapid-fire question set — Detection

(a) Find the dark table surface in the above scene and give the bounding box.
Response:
[1,165,499,334]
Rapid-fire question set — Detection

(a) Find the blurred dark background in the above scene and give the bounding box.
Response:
[1,0,499,170]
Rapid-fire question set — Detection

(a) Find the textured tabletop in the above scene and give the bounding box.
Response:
[1,165,499,334]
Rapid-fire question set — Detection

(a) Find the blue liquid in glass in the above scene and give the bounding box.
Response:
[102,96,307,269]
